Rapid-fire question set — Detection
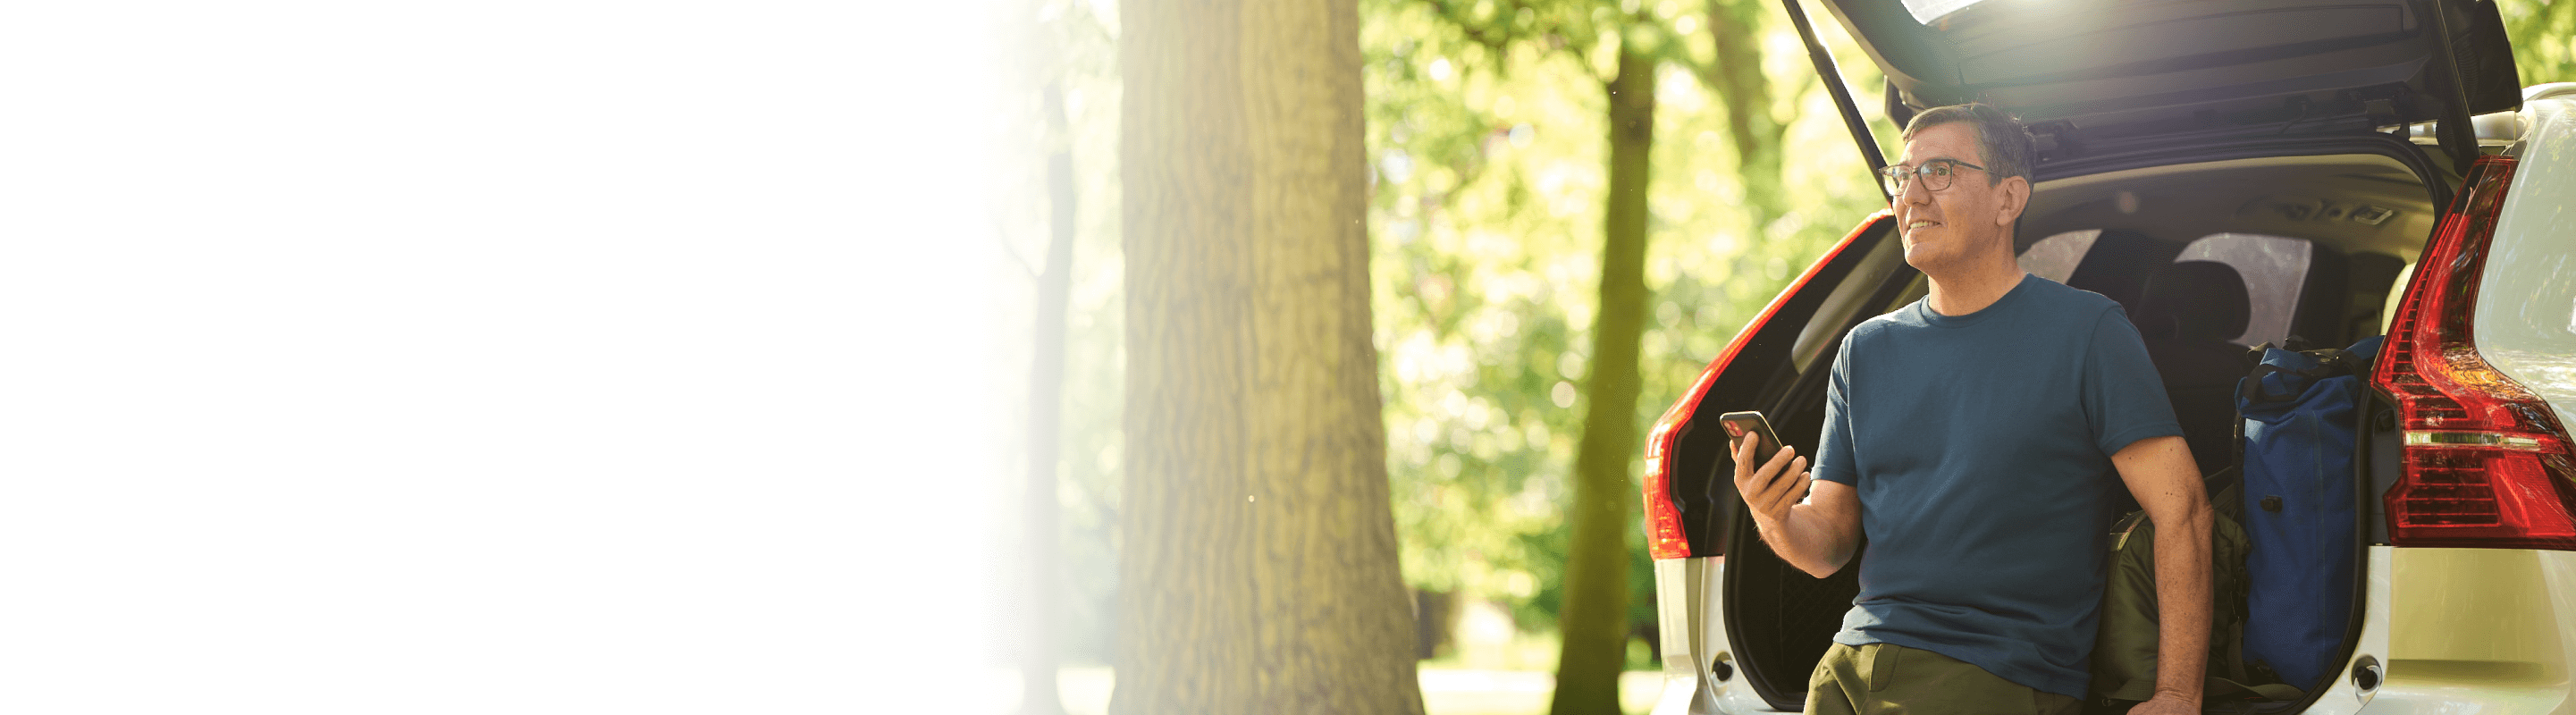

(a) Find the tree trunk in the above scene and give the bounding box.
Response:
[1017,81,1076,715]
[1551,46,1656,715]
[1114,0,1426,711]
[1705,0,1792,235]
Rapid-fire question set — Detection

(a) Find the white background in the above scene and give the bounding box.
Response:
[0,2,1007,711]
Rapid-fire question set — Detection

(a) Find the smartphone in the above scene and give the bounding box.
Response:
[1716,411,1784,466]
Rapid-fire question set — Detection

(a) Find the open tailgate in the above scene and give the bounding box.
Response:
[1813,0,2520,164]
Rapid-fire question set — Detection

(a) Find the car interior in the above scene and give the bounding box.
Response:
[1710,151,2433,711]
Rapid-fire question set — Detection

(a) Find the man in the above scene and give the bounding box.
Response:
[1732,104,2213,715]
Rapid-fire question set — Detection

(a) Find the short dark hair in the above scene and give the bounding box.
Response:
[1901,104,2033,185]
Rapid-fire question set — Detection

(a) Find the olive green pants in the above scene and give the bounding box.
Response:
[1805,643,2082,715]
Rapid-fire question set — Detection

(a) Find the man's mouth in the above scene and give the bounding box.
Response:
[1906,220,1940,233]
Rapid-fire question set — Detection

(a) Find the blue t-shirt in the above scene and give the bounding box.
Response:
[1812,273,2180,699]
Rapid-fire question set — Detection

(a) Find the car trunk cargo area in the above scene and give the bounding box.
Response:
[1692,138,2451,712]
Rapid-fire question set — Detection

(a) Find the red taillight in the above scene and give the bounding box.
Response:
[1642,210,1891,559]
[2376,156,2576,550]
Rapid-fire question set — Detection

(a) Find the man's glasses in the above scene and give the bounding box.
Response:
[1879,158,1991,197]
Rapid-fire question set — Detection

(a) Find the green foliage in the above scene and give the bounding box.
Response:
[2504,0,2576,85]
[1365,0,1894,640]
[1366,0,1598,618]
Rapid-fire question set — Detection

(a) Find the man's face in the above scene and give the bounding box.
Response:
[1893,122,2019,273]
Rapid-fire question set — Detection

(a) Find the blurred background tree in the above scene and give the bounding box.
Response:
[1110,0,1427,711]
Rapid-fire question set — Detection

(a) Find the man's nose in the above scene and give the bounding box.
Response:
[1899,173,1933,206]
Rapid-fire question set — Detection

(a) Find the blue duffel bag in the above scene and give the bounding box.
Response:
[2234,335,2380,690]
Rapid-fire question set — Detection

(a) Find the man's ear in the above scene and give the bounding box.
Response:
[1994,175,2032,227]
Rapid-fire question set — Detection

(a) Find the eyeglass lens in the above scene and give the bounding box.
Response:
[1884,161,1956,194]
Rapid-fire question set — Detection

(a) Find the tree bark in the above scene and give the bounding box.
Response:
[1017,81,1076,715]
[1115,0,1426,711]
[1551,45,1656,715]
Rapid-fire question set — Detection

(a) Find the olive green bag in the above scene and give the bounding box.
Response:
[2089,474,2304,710]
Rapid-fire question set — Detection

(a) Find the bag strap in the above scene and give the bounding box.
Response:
[2238,365,2307,404]
[2231,389,2249,472]
[2237,347,2368,404]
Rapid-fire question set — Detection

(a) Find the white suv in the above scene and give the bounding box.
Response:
[1637,0,2576,711]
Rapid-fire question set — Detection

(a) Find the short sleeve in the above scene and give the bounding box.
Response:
[2084,307,2183,457]
[1813,332,1860,485]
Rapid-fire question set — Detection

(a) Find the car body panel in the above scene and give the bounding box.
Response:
[2375,549,2576,714]
[2475,88,2576,425]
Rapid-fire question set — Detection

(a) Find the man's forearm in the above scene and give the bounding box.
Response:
[1759,504,1856,578]
[2151,507,2212,702]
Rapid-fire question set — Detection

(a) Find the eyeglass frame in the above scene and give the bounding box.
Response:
[1879,158,1993,197]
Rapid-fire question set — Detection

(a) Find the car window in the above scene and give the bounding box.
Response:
[2176,233,2311,347]
[2018,229,2100,284]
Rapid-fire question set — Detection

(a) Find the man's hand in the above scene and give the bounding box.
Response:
[1731,433,1809,531]
[1727,430,1859,577]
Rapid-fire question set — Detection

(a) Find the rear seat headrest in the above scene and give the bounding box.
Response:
[2134,260,2249,343]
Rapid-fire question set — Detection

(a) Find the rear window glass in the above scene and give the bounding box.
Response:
[2176,233,2311,348]
[2019,229,2100,284]
[2023,230,2311,347]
